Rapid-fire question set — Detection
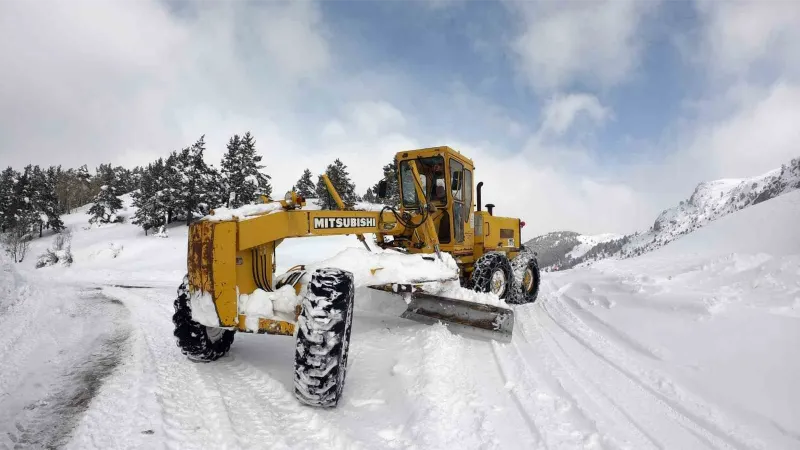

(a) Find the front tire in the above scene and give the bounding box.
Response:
[294,268,355,408]
[470,252,513,299]
[172,275,235,362]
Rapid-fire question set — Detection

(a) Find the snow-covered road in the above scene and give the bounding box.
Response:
[2,192,799,449]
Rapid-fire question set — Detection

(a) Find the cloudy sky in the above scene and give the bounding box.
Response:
[1,0,799,239]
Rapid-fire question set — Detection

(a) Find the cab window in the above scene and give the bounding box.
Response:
[400,156,446,208]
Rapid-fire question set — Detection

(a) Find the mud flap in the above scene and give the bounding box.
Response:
[367,284,514,343]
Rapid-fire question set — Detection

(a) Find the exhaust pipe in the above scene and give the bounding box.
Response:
[477,181,483,211]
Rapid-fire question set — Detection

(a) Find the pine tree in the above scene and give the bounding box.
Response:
[160,151,182,224]
[39,166,64,235]
[75,164,92,207]
[88,166,123,225]
[294,169,317,198]
[0,167,17,232]
[132,159,170,234]
[220,132,272,208]
[11,166,41,235]
[363,187,376,203]
[172,135,223,225]
[113,166,135,194]
[315,159,358,210]
[371,159,399,206]
[130,166,144,191]
[315,175,333,210]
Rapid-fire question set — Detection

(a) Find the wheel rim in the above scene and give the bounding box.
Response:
[490,269,506,296]
[523,267,534,293]
[206,327,224,343]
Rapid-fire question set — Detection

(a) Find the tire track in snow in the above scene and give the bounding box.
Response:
[486,345,545,449]
[499,288,657,450]
[106,286,365,450]
[523,306,666,450]
[0,283,46,398]
[558,293,665,361]
[524,282,653,449]
[104,286,237,450]
[64,296,162,449]
[3,289,132,450]
[539,289,767,450]
[489,336,603,450]
[213,356,364,450]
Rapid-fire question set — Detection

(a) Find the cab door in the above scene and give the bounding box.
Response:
[449,158,474,252]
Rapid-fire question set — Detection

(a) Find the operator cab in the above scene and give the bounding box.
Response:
[379,146,475,248]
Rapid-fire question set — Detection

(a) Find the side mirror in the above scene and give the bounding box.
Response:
[377,179,387,198]
[450,171,462,191]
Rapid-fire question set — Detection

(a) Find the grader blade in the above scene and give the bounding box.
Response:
[401,293,514,343]
[368,284,514,342]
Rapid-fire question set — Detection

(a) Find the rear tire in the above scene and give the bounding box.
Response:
[172,275,235,362]
[470,252,513,299]
[508,254,541,305]
[294,268,355,408]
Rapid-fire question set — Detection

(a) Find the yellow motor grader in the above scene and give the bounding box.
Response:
[172,145,540,407]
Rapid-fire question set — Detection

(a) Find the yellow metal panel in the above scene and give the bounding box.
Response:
[397,146,475,169]
[188,221,214,296]
[237,211,305,250]
[236,315,295,336]
[482,215,520,255]
[235,249,256,295]
[237,209,405,251]
[212,221,238,327]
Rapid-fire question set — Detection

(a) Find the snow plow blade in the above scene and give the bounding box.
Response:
[368,284,514,342]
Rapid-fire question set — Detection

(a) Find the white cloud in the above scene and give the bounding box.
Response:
[0,0,332,170]
[657,1,800,186]
[696,0,800,79]
[538,93,611,138]
[676,82,800,180]
[255,1,331,80]
[509,0,657,92]
[343,101,407,137]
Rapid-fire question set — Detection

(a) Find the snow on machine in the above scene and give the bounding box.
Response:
[172,145,541,407]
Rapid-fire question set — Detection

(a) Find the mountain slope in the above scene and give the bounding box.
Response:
[524,231,624,270]
[619,157,800,259]
[527,156,800,270]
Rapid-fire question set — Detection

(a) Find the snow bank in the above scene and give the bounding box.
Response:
[304,247,507,307]
[205,202,283,222]
[189,290,221,327]
[304,247,459,286]
[238,285,300,331]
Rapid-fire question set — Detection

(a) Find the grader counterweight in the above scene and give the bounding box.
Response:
[172,145,541,407]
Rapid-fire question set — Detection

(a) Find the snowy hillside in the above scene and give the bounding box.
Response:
[527,156,800,270]
[2,183,799,449]
[620,157,800,259]
[525,231,623,271]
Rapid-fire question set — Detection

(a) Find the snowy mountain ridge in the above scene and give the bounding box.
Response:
[618,157,800,260]
[527,156,800,270]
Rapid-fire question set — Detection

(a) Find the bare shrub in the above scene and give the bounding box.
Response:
[36,229,74,268]
[1,221,32,263]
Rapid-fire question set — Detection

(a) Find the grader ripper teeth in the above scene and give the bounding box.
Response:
[173,145,542,408]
